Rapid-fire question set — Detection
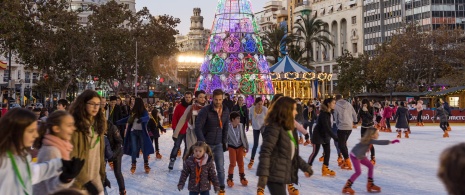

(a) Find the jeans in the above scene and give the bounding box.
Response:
[440,122,447,131]
[361,127,375,157]
[332,124,341,154]
[169,134,187,160]
[131,130,147,163]
[150,136,160,151]
[349,153,373,182]
[303,121,314,137]
[189,191,209,195]
[267,181,287,195]
[386,118,391,129]
[308,143,331,166]
[251,130,261,160]
[210,144,225,188]
[111,152,125,193]
[337,130,352,159]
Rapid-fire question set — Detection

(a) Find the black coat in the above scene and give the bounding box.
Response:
[147,114,165,138]
[357,108,374,127]
[223,99,234,113]
[195,104,230,146]
[311,111,338,144]
[256,123,313,184]
[108,105,123,125]
[394,107,410,129]
[106,120,123,160]
[303,108,317,123]
[231,104,249,125]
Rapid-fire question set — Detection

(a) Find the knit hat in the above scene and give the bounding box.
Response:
[110,96,118,101]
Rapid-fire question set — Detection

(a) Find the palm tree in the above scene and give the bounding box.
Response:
[260,26,292,64]
[293,11,334,68]
[287,40,306,65]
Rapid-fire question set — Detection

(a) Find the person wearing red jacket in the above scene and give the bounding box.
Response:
[383,104,394,132]
[168,91,193,170]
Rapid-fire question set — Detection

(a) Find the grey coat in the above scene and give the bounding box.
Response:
[33,146,73,195]
[435,107,449,123]
[227,123,249,150]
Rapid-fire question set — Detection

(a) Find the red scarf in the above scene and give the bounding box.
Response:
[42,134,73,160]
[194,153,208,184]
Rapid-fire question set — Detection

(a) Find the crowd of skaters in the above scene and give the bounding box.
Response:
[0,89,464,195]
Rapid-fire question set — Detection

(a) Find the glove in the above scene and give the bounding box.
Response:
[84,181,99,195]
[104,177,111,188]
[59,158,85,183]
[223,143,228,152]
[177,184,183,191]
[172,137,177,142]
[257,176,268,189]
[304,133,310,140]
[391,139,400,144]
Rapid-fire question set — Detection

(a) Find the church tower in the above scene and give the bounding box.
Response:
[190,8,204,30]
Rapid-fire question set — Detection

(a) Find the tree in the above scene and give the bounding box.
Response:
[293,11,334,69]
[336,51,367,96]
[261,26,291,64]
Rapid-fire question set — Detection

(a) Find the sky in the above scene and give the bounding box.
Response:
[136,0,268,35]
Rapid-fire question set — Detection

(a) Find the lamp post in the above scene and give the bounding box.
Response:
[385,77,395,104]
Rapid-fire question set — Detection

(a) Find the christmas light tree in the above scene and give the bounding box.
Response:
[195,0,274,95]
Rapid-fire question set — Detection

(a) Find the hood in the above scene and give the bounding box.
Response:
[320,103,330,113]
[336,99,351,110]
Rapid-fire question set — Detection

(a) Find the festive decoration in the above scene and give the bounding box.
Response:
[195,0,274,95]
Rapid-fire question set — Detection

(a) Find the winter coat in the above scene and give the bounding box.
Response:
[394,107,410,129]
[334,99,357,130]
[303,108,317,123]
[195,104,230,146]
[383,106,394,118]
[312,109,338,145]
[117,110,155,158]
[33,147,73,195]
[106,120,123,161]
[223,99,234,113]
[295,103,305,124]
[256,123,313,185]
[351,140,390,159]
[104,136,113,160]
[435,107,449,123]
[107,105,123,125]
[1,154,63,195]
[147,114,164,138]
[178,155,220,192]
[357,108,374,127]
[231,104,249,125]
[227,123,249,150]
[443,102,452,116]
[172,103,189,135]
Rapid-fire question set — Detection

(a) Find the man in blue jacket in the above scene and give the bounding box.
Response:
[195,89,230,195]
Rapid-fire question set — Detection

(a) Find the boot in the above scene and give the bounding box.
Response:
[119,190,126,195]
[387,128,392,132]
[287,184,299,195]
[257,187,265,195]
[367,177,381,192]
[156,151,162,159]
[130,163,136,174]
[177,149,181,157]
[218,187,225,195]
[353,125,357,129]
[168,158,175,170]
[227,174,234,187]
[109,161,114,170]
[415,122,420,126]
[303,139,311,146]
[337,154,343,166]
[408,128,411,134]
[371,156,376,165]
[342,179,355,195]
[404,131,409,138]
[421,122,424,126]
[322,164,336,176]
[144,162,151,174]
[340,158,352,170]
[447,126,452,131]
[248,160,254,169]
[397,131,401,138]
[318,155,324,162]
[240,173,248,186]
[298,136,304,144]
[443,131,449,138]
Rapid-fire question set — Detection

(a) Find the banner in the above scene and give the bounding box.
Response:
[408,110,465,123]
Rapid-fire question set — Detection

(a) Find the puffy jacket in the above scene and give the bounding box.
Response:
[178,155,220,192]
[357,107,374,127]
[334,99,357,130]
[312,109,338,145]
[195,104,230,146]
[435,107,449,122]
[383,106,394,118]
[256,123,313,184]
[106,120,123,160]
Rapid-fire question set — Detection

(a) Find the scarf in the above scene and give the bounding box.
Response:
[187,102,207,124]
[194,153,208,184]
[42,134,73,160]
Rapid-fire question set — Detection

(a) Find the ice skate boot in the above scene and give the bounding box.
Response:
[443,131,449,138]
[397,131,401,138]
[130,163,136,174]
[109,161,114,170]
[303,139,311,146]
[298,136,304,144]
[287,184,299,195]
[119,190,126,195]
[404,131,409,138]
[240,173,248,186]
[177,149,181,157]
[342,179,355,195]
[353,125,357,129]
[156,151,162,159]
[257,187,265,195]
[387,128,392,132]
[144,162,151,174]
[168,158,175,171]
[218,187,225,195]
[371,156,376,165]
[367,178,381,193]
[318,155,324,162]
[337,154,343,166]
[322,165,336,176]
[248,160,254,170]
[421,122,424,126]
[447,126,451,131]
[227,174,234,187]
[340,159,352,170]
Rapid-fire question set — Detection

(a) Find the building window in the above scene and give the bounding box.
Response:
[3,70,9,82]
[352,16,356,24]
[449,97,459,107]
[353,43,358,53]
[25,72,30,83]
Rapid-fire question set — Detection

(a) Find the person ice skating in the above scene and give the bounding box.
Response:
[195,89,230,195]
[383,103,394,132]
[438,143,465,195]
[433,102,450,138]
[69,90,108,194]
[308,98,339,177]
[178,142,220,195]
[441,99,453,131]
[256,96,313,195]
[295,98,306,144]
[334,95,357,170]
[0,108,85,195]
[231,96,249,132]
[393,101,410,138]
[116,98,154,174]
[104,120,126,195]
[247,97,268,170]
[226,112,249,188]
[148,108,166,159]
[357,99,376,165]
[416,99,424,126]
[303,104,317,140]
[184,90,208,154]
[342,127,400,194]
[169,92,193,170]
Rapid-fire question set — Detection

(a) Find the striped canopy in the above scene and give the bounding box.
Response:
[269,55,313,73]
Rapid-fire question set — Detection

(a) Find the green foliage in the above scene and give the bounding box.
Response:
[260,26,291,64]
[336,51,367,96]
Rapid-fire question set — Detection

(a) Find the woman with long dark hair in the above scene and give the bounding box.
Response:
[117,98,154,174]
[394,101,410,138]
[247,97,268,170]
[357,99,376,165]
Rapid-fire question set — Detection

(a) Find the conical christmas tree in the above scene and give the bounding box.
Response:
[195,0,274,95]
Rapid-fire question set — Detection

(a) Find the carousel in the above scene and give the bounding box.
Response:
[269,55,332,101]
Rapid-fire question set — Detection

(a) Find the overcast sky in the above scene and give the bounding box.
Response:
[136,0,268,35]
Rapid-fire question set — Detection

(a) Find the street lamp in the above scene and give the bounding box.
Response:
[385,77,396,104]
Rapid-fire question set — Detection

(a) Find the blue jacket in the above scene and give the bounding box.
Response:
[116,110,154,157]
[195,104,230,146]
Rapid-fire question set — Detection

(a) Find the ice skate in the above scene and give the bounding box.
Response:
[177,149,181,157]
[109,161,114,170]
[119,190,126,195]
[371,156,376,165]
[298,136,304,144]
[303,139,311,146]
[337,154,343,166]
[218,188,225,195]
[367,178,381,193]
[168,158,175,171]
[227,174,234,187]
[156,151,162,159]
[387,128,392,132]
[404,131,409,138]
[257,187,265,195]
[420,122,424,126]
[353,125,357,129]
[322,165,336,176]
[318,155,324,162]
[447,126,451,131]
[443,131,449,138]
[240,173,248,186]
[248,160,254,169]
[397,131,401,138]
[342,179,355,195]
[340,159,352,170]
[130,163,136,174]
[144,163,151,174]
[287,184,299,195]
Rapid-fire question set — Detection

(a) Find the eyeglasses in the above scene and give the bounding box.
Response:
[86,102,101,108]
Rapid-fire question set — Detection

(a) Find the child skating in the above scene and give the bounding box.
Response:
[178,141,220,195]
[226,112,249,187]
[433,102,450,138]
[342,127,400,194]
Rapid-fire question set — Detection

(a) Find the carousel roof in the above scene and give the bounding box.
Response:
[269,55,313,73]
